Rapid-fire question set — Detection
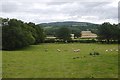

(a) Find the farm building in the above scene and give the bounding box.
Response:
[80,31,97,38]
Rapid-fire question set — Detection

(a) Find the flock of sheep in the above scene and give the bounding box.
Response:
[105,48,118,52]
[45,48,81,52]
[44,47,119,60]
[45,48,119,53]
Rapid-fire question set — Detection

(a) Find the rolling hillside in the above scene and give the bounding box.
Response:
[38,21,100,35]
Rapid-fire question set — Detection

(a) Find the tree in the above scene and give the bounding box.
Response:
[98,22,120,43]
[2,19,35,50]
[114,23,120,43]
[28,23,45,44]
[56,27,71,42]
[2,18,45,50]
[98,22,112,43]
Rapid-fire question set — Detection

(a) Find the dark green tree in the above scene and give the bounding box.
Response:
[98,22,111,43]
[28,23,45,44]
[2,18,45,50]
[56,27,71,42]
[98,22,120,43]
[2,19,35,50]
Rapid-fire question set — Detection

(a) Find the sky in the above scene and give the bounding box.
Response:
[0,0,119,24]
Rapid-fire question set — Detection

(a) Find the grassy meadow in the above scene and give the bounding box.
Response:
[2,43,118,78]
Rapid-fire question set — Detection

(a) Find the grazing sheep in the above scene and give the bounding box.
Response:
[73,49,80,52]
[77,49,80,51]
[57,49,61,52]
[106,49,108,52]
[106,49,118,52]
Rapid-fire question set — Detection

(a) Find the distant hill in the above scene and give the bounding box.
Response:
[38,21,100,35]
[40,21,99,27]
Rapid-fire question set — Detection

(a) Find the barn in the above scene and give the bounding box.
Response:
[81,31,97,38]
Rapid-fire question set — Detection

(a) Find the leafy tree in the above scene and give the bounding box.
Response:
[111,24,120,44]
[28,23,45,44]
[98,22,112,43]
[98,22,120,43]
[2,19,35,50]
[34,25,45,43]
[56,27,71,42]
[2,18,45,50]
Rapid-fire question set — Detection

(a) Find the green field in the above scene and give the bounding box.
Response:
[2,43,118,78]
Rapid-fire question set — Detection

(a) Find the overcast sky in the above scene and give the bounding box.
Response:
[0,0,119,24]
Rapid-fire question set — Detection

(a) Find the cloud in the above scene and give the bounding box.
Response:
[0,0,119,24]
[1,1,18,13]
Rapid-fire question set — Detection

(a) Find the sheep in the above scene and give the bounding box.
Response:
[106,49,118,52]
[105,49,108,52]
[74,50,78,52]
[116,49,118,52]
[57,49,61,52]
[77,49,80,51]
[73,50,76,52]
[73,49,80,52]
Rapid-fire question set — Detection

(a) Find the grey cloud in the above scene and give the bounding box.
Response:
[46,2,71,5]
[0,0,118,24]
[1,1,18,13]
[65,2,117,20]
[118,2,120,22]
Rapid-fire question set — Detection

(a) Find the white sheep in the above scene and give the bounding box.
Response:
[57,49,61,52]
[106,49,108,52]
[74,49,80,52]
[73,50,77,52]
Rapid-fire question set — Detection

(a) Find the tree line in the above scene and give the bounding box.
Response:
[54,22,120,43]
[1,18,120,50]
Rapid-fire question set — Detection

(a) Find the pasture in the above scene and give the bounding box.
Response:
[2,43,118,78]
